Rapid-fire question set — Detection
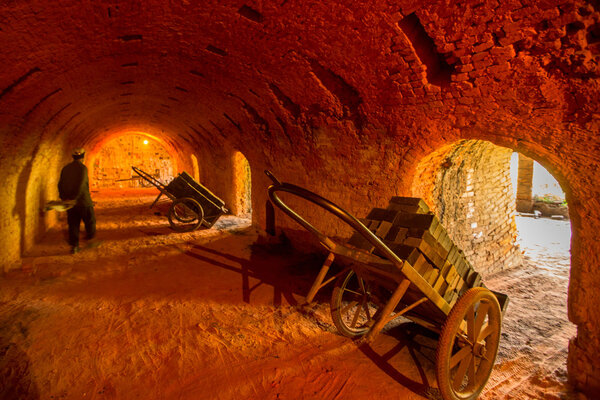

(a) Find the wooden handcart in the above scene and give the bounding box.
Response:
[265,170,508,400]
[132,166,228,232]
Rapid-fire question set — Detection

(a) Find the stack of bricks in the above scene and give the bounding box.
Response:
[348,196,483,308]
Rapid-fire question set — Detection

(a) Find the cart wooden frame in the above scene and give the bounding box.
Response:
[132,166,228,232]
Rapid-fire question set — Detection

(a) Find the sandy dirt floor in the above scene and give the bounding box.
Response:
[0,192,586,399]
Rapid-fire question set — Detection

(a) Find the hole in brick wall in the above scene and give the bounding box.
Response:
[120,81,134,85]
[175,86,188,92]
[269,83,301,118]
[190,70,205,77]
[57,111,81,132]
[120,93,133,96]
[586,23,600,44]
[121,62,138,67]
[168,97,180,102]
[566,21,585,35]
[206,45,228,56]
[412,139,574,390]
[223,113,242,131]
[242,102,269,134]
[0,67,41,100]
[118,34,143,42]
[578,6,592,16]
[24,88,62,118]
[397,13,453,87]
[237,5,264,23]
[537,19,551,31]
[309,60,363,127]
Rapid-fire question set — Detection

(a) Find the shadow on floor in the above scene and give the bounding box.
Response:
[0,329,40,400]
[184,242,322,307]
[357,322,441,399]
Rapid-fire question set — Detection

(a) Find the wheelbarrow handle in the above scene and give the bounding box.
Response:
[264,171,404,267]
[264,169,282,186]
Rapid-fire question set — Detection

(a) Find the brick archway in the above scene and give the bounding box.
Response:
[412,139,522,276]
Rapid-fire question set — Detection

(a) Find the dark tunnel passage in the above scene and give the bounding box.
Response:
[1,1,600,398]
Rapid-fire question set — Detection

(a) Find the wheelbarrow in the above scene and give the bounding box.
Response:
[132,166,228,232]
[265,170,508,400]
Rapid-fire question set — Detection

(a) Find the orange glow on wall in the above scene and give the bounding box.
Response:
[91,134,175,189]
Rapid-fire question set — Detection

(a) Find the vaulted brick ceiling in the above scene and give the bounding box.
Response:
[2,0,599,164]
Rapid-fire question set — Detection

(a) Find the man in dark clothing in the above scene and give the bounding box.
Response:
[58,147,96,254]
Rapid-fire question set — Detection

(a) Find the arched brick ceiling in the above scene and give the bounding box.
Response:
[3,0,598,165]
[2,2,600,394]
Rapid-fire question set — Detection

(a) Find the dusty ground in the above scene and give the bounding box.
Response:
[482,216,580,400]
[0,191,586,399]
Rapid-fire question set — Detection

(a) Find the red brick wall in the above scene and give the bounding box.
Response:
[91,134,174,189]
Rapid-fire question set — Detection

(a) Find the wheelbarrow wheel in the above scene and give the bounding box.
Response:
[330,270,382,338]
[436,287,502,400]
[168,197,204,232]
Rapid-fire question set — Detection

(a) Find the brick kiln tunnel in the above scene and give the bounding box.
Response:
[1,0,599,396]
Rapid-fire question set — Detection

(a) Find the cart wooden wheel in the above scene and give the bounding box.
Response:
[330,270,383,338]
[168,197,204,232]
[436,287,502,400]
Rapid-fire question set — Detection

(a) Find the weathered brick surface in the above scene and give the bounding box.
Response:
[90,134,174,189]
[1,0,600,395]
[412,140,522,276]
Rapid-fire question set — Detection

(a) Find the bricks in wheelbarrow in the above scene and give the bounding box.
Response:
[387,196,430,214]
[403,229,449,270]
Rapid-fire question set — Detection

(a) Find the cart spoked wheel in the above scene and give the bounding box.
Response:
[436,287,502,400]
[168,197,204,232]
[330,270,384,338]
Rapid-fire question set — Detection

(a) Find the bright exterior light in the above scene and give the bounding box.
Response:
[143,139,149,145]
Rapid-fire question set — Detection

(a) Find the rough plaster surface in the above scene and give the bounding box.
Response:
[1,0,599,394]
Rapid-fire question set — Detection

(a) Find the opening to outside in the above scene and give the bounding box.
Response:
[413,139,574,397]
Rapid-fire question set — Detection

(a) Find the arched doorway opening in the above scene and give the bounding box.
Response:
[191,154,200,182]
[231,151,252,218]
[412,139,575,396]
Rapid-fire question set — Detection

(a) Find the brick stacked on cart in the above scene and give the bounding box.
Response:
[348,197,484,307]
